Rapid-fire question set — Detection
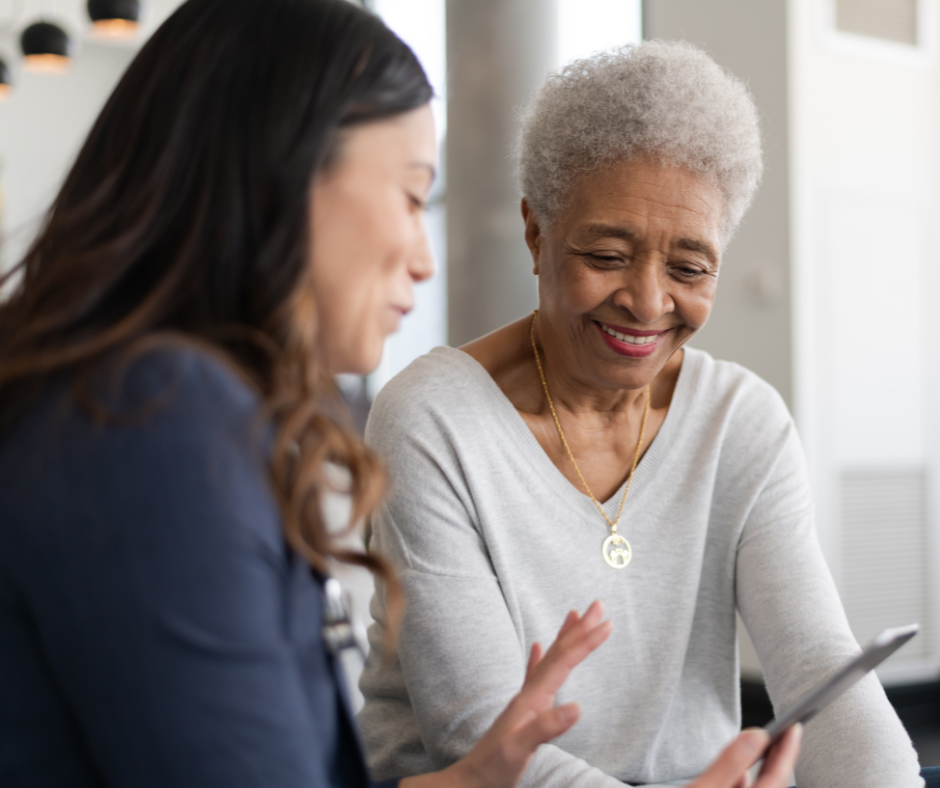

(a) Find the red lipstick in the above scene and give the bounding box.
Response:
[594,320,665,358]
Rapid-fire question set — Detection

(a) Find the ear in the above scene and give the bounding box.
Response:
[522,198,543,275]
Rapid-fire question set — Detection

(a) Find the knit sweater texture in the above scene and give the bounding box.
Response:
[358,346,922,788]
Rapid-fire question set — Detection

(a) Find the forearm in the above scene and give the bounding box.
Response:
[512,745,641,788]
[738,518,921,784]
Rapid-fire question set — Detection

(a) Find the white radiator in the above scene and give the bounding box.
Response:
[839,468,932,673]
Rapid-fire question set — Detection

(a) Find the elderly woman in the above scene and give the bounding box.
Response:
[357,41,927,788]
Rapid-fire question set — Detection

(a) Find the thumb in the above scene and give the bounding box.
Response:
[507,703,581,761]
[694,730,768,788]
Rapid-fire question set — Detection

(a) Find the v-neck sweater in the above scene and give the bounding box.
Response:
[357,346,922,788]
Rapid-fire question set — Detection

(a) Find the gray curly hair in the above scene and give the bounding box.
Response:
[517,40,763,248]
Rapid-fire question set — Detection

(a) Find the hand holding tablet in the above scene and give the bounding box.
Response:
[687,624,918,788]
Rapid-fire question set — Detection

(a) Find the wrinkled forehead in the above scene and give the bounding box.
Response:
[550,157,725,257]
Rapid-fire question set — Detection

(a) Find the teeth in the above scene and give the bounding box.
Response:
[600,323,659,345]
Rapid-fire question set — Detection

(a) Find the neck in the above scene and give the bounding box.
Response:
[532,313,669,423]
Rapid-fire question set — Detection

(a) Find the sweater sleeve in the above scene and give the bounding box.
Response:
[15,350,378,788]
[359,408,635,788]
[736,425,923,788]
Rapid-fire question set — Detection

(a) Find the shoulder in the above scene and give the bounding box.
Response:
[679,347,795,460]
[1,342,270,520]
[1,343,261,451]
[8,345,284,565]
[684,346,790,424]
[111,342,261,421]
[97,343,267,477]
[372,346,485,408]
[366,347,499,447]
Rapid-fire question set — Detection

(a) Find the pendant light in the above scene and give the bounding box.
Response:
[88,0,140,38]
[0,59,10,101]
[21,0,72,76]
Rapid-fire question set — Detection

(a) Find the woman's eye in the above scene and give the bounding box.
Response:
[407,193,428,212]
[673,265,704,278]
[588,254,622,266]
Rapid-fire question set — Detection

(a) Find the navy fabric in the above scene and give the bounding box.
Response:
[0,348,397,788]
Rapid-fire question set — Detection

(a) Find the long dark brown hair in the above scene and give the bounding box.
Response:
[0,0,432,614]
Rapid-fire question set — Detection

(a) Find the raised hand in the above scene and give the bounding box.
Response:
[402,601,612,788]
[401,606,801,788]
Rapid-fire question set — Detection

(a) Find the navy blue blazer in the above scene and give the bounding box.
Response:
[0,348,397,788]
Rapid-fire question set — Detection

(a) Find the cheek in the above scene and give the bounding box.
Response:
[678,280,718,330]
[310,191,406,313]
[540,257,607,310]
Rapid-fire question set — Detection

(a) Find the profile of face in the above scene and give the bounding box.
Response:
[309,104,437,375]
[526,158,724,391]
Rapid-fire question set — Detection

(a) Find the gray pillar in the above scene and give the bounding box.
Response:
[445,0,557,346]
[644,0,793,409]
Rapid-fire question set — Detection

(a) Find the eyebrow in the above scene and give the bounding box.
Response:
[409,162,437,179]
[579,223,719,266]
[676,238,719,266]
[581,223,636,241]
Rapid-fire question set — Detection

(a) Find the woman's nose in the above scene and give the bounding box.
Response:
[409,227,436,284]
[613,260,673,323]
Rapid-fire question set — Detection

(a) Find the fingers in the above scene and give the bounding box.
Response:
[525,642,543,682]
[445,702,584,788]
[495,601,610,739]
[754,724,802,788]
[524,602,611,697]
[446,604,609,788]
[688,724,802,788]
[542,601,607,669]
[556,609,581,639]
[505,702,581,762]
[691,729,768,788]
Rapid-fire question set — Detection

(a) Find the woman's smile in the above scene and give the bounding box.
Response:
[525,157,723,394]
[594,320,667,357]
[387,302,414,332]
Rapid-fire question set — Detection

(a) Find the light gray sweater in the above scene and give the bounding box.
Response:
[358,346,922,788]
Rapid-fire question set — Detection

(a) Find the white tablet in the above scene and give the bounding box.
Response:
[764,623,919,743]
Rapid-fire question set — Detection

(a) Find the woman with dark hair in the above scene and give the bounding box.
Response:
[0,1,799,786]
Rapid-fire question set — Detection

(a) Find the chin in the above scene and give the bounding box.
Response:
[326,327,392,377]
[348,347,386,377]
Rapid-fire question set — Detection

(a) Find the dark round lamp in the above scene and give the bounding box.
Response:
[21,22,71,74]
[88,0,141,38]
[0,59,10,100]
[0,60,13,101]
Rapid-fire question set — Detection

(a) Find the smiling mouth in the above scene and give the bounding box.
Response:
[596,321,663,345]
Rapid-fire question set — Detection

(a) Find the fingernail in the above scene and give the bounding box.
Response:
[558,703,580,725]
[739,729,769,758]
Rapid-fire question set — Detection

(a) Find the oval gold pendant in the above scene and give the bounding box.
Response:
[602,533,632,569]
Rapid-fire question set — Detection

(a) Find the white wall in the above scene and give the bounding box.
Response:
[790,0,940,683]
[558,0,641,66]
[0,0,186,271]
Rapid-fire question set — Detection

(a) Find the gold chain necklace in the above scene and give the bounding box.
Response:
[530,310,650,569]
